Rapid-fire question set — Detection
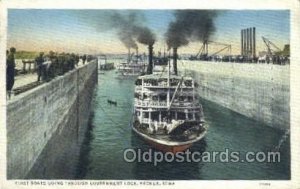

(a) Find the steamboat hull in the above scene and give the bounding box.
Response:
[132,122,207,153]
[145,139,192,153]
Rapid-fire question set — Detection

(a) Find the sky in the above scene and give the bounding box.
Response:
[7,9,290,55]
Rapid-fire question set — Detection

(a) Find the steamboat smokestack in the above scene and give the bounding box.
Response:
[136,48,139,63]
[173,47,178,75]
[147,45,153,74]
[128,48,131,63]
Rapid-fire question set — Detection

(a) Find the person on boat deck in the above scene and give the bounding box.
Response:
[163,117,167,123]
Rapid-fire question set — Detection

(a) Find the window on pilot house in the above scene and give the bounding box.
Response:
[159,94,167,101]
[188,113,193,120]
[179,96,184,101]
[135,111,140,116]
[177,112,186,120]
[195,113,200,121]
[151,112,159,121]
[152,96,158,101]
[143,112,149,118]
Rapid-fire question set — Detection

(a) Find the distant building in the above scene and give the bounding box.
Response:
[281,44,290,56]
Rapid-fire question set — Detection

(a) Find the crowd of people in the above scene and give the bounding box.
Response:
[188,54,290,65]
[35,51,87,82]
[6,47,92,99]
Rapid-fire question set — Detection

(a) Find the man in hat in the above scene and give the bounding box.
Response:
[35,52,44,82]
[82,54,87,65]
[6,48,16,98]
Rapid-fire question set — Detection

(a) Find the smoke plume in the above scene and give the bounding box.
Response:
[136,26,156,46]
[166,10,218,49]
[118,30,138,49]
[110,12,156,49]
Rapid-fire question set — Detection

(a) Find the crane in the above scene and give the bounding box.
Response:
[208,41,232,57]
[262,36,281,57]
[189,40,208,60]
[189,40,231,60]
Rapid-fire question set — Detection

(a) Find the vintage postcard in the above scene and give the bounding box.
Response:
[0,0,299,188]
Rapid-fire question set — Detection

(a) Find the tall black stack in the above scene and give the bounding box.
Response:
[147,45,153,74]
[241,27,256,58]
[173,47,178,75]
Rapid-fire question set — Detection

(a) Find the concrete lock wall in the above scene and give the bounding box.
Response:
[178,61,290,130]
[7,61,98,179]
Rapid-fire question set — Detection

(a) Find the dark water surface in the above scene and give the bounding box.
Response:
[76,70,290,180]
